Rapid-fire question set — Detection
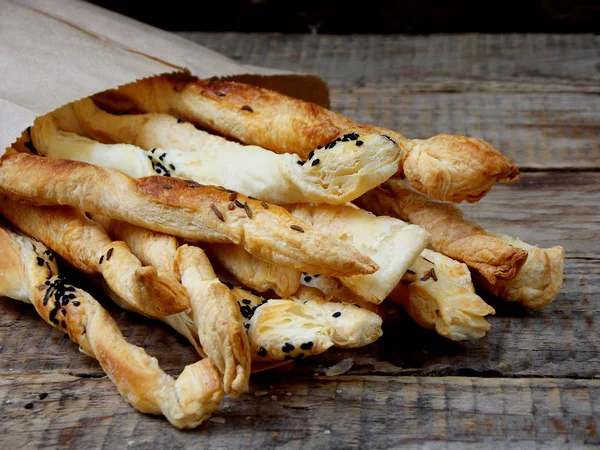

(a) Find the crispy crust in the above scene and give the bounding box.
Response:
[175,245,251,397]
[46,99,401,205]
[0,198,188,317]
[109,76,520,203]
[474,233,565,309]
[389,255,495,341]
[355,180,528,283]
[0,224,223,429]
[208,244,300,298]
[0,150,377,277]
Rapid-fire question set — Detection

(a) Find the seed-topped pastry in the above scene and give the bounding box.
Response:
[39,100,401,205]
[0,150,378,277]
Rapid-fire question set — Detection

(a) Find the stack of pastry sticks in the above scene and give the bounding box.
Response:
[0,75,564,428]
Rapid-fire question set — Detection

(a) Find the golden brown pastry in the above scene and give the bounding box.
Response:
[208,244,300,298]
[45,100,401,205]
[175,245,251,397]
[0,223,223,429]
[474,233,565,309]
[355,180,528,283]
[108,76,519,203]
[389,255,495,341]
[286,203,430,303]
[0,198,188,317]
[0,150,377,277]
[420,248,475,292]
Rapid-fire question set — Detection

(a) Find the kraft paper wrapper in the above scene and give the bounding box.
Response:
[0,0,330,150]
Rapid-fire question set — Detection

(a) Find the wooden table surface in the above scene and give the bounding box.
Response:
[1,33,598,449]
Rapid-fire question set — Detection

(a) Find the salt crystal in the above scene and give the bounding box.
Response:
[324,358,354,376]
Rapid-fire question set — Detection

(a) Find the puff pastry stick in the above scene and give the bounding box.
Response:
[0,199,187,317]
[474,233,565,309]
[208,244,300,298]
[420,248,475,292]
[0,151,377,277]
[175,245,251,397]
[109,76,519,203]
[46,100,401,205]
[0,224,223,429]
[389,254,495,341]
[355,180,528,284]
[286,203,430,304]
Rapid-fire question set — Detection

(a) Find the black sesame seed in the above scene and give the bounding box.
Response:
[242,299,252,305]
[64,333,69,340]
[98,253,104,263]
[72,301,80,307]
[297,160,306,166]
[159,153,166,161]
[61,321,67,328]
[304,276,312,282]
[356,140,364,146]
[147,155,153,160]
[294,353,304,360]
[332,311,342,318]
[381,134,396,144]
[300,341,313,350]
[38,393,48,400]
[314,274,321,278]
[217,92,226,97]
[151,148,157,153]
[24,403,33,410]
[290,225,304,233]
[282,343,295,353]
[224,282,234,290]
[245,324,250,329]
[311,158,320,167]
[258,347,267,357]
[177,118,183,123]
[354,303,361,308]
[308,150,315,160]
[169,164,175,170]
[106,248,114,261]
[240,105,254,112]
[36,257,44,267]
[251,290,260,296]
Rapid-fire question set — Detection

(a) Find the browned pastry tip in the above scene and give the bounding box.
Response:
[0,224,223,429]
[0,151,377,277]
[400,134,520,203]
[355,180,528,284]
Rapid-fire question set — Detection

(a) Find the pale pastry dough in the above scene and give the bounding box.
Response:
[175,245,251,397]
[286,203,430,303]
[290,287,383,348]
[474,233,565,309]
[355,180,528,283]
[0,150,378,277]
[0,223,223,429]
[208,244,300,298]
[107,76,520,203]
[389,256,495,341]
[0,198,188,317]
[420,248,475,293]
[47,100,402,205]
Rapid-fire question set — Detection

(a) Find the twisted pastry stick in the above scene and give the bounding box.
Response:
[104,76,519,203]
[175,245,251,397]
[0,223,223,429]
[46,99,401,205]
[0,150,377,277]
[474,233,564,309]
[0,198,187,317]
[355,180,528,283]
[389,251,495,341]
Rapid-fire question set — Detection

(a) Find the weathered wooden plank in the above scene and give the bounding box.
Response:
[180,33,600,170]
[181,33,600,93]
[1,374,598,448]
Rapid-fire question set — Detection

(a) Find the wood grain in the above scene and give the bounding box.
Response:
[1,374,598,449]
[182,33,600,170]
